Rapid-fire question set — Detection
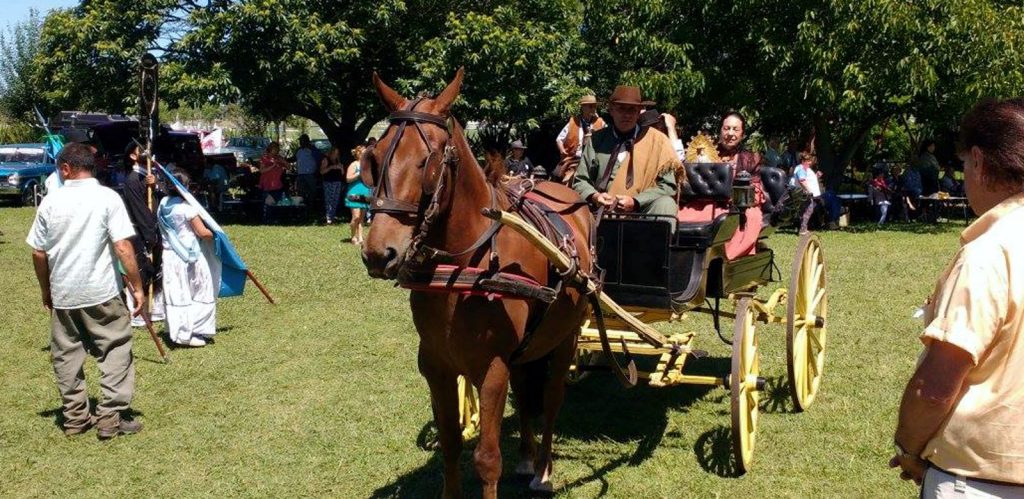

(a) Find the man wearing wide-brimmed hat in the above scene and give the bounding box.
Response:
[504,140,535,177]
[556,94,606,160]
[573,85,680,224]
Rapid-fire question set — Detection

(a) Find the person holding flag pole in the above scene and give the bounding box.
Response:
[133,138,276,306]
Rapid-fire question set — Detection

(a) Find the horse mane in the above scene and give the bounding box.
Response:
[450,117,504,187]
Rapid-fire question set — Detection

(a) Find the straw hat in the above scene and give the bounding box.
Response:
[578,95,598,105]
[510,140,527,149]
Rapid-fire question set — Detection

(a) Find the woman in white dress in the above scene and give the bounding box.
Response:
[158,170,216,347]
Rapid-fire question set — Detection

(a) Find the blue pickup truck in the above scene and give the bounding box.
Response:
[0,143,55,206]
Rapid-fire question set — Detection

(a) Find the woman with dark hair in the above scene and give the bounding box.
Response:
[157,169,216,347]
[891,98,1024,496]
[716,111,762,177]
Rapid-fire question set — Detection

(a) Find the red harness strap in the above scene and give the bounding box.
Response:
[399,264,552,302]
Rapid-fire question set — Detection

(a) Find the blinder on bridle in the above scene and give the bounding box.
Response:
[359,98,454,218]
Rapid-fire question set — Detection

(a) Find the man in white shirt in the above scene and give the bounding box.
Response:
[27,143,146,440]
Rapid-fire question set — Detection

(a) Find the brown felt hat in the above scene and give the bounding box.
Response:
[608,85,655,107]
[578,95,598,105]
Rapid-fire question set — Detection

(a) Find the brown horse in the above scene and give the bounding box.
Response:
[361,68,594,498]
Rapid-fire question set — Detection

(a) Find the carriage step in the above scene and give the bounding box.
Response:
[688,349,710,359]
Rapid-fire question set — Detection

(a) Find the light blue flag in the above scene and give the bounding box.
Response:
[157,164,248,298]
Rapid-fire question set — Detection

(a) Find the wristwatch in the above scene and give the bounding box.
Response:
[893,439,916,460]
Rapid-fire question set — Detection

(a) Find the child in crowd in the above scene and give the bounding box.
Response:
[793,151,822,234]
[158,170,217,347]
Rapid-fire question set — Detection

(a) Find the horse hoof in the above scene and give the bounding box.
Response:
[529,475,553,494]
[515,460,535,476]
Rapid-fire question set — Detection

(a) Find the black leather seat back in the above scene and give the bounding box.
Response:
[681,163,733,202]
[760,166,789,206]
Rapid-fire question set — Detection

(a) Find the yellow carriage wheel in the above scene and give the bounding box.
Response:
[457,375,480,441]
[730,297,761,475]
[786,232,828,412]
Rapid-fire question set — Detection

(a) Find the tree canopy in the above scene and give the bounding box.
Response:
[8,0,1024,162]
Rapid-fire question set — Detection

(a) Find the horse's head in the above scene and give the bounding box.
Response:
[361,68,464,279]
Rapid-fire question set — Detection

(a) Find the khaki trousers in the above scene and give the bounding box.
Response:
[50,295,135,431]
[641,195,679,231]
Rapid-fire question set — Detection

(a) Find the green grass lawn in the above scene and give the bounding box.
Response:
[0,205,963,498]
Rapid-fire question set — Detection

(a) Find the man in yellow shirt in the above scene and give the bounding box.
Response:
[891,98,1024,495]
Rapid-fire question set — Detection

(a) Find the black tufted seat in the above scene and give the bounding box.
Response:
[680,162,734,201]
[676,162,735,248]
[760,166,789,207]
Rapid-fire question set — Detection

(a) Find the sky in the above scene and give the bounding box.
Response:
[1,0,78,30]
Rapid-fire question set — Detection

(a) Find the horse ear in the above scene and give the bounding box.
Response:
[373,72,405,112]
[434,67,465,115]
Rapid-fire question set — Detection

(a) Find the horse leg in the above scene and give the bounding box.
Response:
[422,364,464,499]
[509,365,538,476]
[531,336,575,493]
[473,358,510,499]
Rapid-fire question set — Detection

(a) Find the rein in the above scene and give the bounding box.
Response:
[366,99,503,270]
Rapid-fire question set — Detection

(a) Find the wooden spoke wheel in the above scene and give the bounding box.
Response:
[730,297,761,475]
[786,232,829,412]
[457,375,480,441]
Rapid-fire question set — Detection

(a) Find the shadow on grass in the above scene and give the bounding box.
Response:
[760,375,795,414]
[694,425,741,477]
[38,398,145,432]
[372,355,739,497]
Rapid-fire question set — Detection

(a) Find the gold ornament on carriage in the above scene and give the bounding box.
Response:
[683,131,721,164]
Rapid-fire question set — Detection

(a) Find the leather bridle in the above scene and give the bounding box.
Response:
[364,99,502,270]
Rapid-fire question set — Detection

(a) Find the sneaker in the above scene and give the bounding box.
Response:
[175,337,207,347]
[97,417,142,440]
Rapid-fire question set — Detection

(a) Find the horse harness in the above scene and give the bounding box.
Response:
[364,98,503,269]
[371,101,632,379]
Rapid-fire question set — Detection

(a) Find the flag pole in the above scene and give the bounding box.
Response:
[246,270,276,304]
[124,278,170,363]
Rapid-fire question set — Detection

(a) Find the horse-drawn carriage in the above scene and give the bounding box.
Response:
[361,70,829,495]
[460,133,829,475]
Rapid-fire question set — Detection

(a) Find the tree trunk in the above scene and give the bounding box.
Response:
[813,116,839,189]
[814,115,880,190]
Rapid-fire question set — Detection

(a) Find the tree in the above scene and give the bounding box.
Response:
[31,1,223,118]
[687,0,1024,183]
[578,0,705,114]
[0,9,44,120]
[179,0,588,152]
[415,1,584,144]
